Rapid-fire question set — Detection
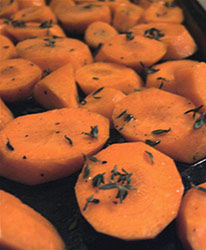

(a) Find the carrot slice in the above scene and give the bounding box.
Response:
[16,36,93,71]
[0,34,17,61]
[56,3,111,34]
[75,62,143,95]
[0,0,19,18]
[133,0,175,9]
[0,98,13,130]
[129,22,197,60]
[0,58,42,102]
[84,21,118,49]
[112,2,144,32]
[80,87,125,124]
[177,183,206,250]
[16,0,46,9]
[143,2,184,24]
[75,142,183,240]
[0,18,10,37]
[95,34,167,71]
[112,88,206,163]
[49,0,75,16]
[146,60,198,94]
[5,21,66,42]
[0,190,65,250]
[33,63,79,109]
[11,6,57,23]
[175,62,206,112]
[0,108,109,185]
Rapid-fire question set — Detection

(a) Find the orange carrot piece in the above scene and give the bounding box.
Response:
[95,34,167,71]
[143,2,184,24]
[0,18,10,37]
[80,87,125,124]
[112,88,206,163]
[177,183,206,250]
[75,142,184,240]
[112,2,144,32]
[0,108,109,185]
[84,21,118,49]
[5,21,66,42]
[0,58,42,102]
[49,0,75,16]
[75,62,143,95]
[175,62,206,112]
[16,36,93,71]
[0,0,19,18]
[129,22,197,60]
[133,0,175,9]
[11,6,57,23]
[0,34,17,61]
[146,60,198,94]
[16,0,46,9]
[0,190,65,250]
[0,98,13,130]
[33,63,79,109]
[56,3,111,34]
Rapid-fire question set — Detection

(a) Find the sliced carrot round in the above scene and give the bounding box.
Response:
[95,34,167,71]
[0,34,17,61]
[16,36,93,71]
[0,58,42,102]
[16,0,46,9]
[0,0,19,18]
[0,98,13,130]
[75,61,143,95]
[0,108,109,185]
[75,142,183,240]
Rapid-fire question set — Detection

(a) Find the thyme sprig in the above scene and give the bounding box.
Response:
[92,173,105,187]
[82,125,98,139]
[83,164,90,178]
[145,151,154,164]
[144,28,165,40]
[83,194,100,211]
[184,105,204,119]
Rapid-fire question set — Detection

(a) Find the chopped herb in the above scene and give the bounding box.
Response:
[82,125,98,139]
[139,62,160,81]
[92,87,104,96]
[88,156,100,162]
[93,96,101,99]
[43,69,52,76]
[64,135,73,146]
[116,109,127,119]
[193,112,206,129]
[83,164,90,178]
[44,38,55,47]
[6,138,14,151]
[39,20,53,28]
[145,139,161,147]
[83,194,100,211]
[191,183,206,192]
[145,151,154,164]
[124,114,134,122]
[92,77,99,80]
[110,165,132,185]
[3,46,9,49]
[144,28,165,40]
[11,20,26,27]
[125,32,134,41]
[83,4,93,8]
[184,105,204,119]
[152,128,171,134]
[82,153,87,162]
[92,172,105,187]
[159,82,164,89]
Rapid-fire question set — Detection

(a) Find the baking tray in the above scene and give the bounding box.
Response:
[0,0,206,249]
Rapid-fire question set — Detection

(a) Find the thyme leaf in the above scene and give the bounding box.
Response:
[92,173,105,187]
[6,138,14,151]
[44,38,55,47]
[193,112,206,129]
[82,125,98,139]
[144,28,165,40]
[145,139,161,147]
[92,87,104,96]
[83,194,100,211]
[116,109,127,119]
[184,105,204,119]
[88,156,100,162]
[83,164,90,178]
[39,20,52,28]
[64,135,73,146]
[125,32,134,41]
[145,151,154,164]
[152,128,171,134]
[11,20,26,27]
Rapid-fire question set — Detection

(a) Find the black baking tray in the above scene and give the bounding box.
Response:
[0,1,206,249]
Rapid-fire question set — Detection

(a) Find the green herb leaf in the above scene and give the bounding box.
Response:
[145,139,161,147]
[64,135,73,146]
[184,105,204,119]
[152,128,171,134]
[116,109,127,119]
[124,114,134,122]
[140,61,160,74]
[125,32,134,40]
[82,153,87,162]
[144,28,165,40]
[6,138,14,151]
[83,164,90,178]
[92,87,104,96]
[145,151,154,164]
[83,194,100,211]
[99,182,118,190]
[88,156,100,162]
[191,183,206,192]
[92,173,105,187]
[44,38,55,47]
[11,20,26,27]
[39,20,52,28]
[82,125,99,139]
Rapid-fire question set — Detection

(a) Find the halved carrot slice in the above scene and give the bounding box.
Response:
[75,61,143,95]
[0,108,109,185]
[133,0,175,9]
[177,183,206,250]
[0,0,19,18]
[75,142,183,240]
[16,36,93,71]
[0,34,17,61]
[0,58,42,102]
[0,98,13,130]
[49,0,75,16]
[146,59,198,94]
[11,6,57,23]
[33,63,79,109]
[129,22,197,60]
[0,190,65,250]
[112,88,206,163]
[16,0,46,9]
[95,34,167,71]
